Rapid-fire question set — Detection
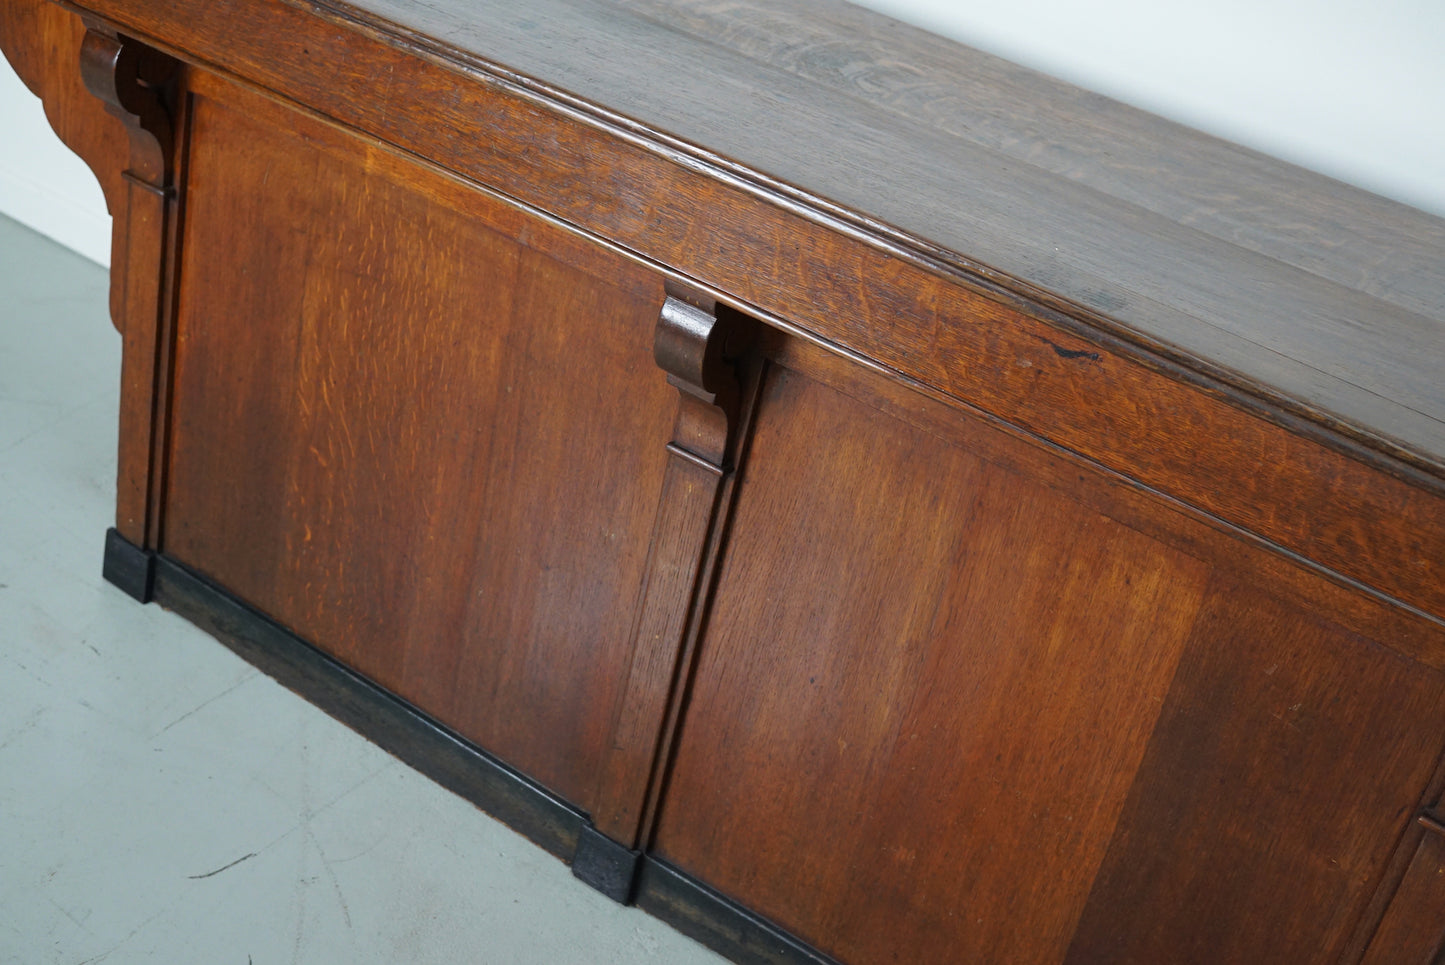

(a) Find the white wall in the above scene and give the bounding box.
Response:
[2,0,1442,268]
[0,58,110,266]
[854,0,1445,217]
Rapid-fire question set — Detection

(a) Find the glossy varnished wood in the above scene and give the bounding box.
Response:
[1361,820,1445,964]
[1063,583,1445,963]
[655,366,1204,962]
[0,2,183,549]
[77,24,184,550]
[590,290,760,852]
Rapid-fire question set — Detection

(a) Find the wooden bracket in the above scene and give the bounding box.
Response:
[76,23,186,549]
[653,283,754,468]
[79,23,176,188]
[580,284,761,896]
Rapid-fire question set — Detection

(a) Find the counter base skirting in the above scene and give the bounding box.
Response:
[100,529,840,965]
[103,527,156,603]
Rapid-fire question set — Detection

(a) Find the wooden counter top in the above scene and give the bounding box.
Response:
[55,0,1445,473]
[6,3,1445,961]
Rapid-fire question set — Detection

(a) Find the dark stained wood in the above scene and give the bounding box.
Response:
[1347,753,1445,965]
[160,86,674,811]
[57,0,1445,476]
[654,365,1213,963]
[73,24,183,548]
[1062,582,1445,964]
[0,4,180,548]
[654,361,1445,965]
[766,332,1445,673]
[45,0,1445,622]
[591,290,758,850]
[8,1,1445,962]
[1355,826,1445,965]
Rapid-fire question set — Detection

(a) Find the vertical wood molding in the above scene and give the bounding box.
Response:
[584,285,760,881]
[1347,753,1445,964]
[77,23,183,548]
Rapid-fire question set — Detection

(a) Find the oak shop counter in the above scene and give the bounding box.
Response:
[4,0,1445,962]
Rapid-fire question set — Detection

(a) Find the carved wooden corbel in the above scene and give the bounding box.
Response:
[576,282,759,902]
[79,24,176,189]
[77,23,184,554]
[654,285,753,468]
[79,22,179,331]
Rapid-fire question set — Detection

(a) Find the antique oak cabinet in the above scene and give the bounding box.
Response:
[4,0,1444,961]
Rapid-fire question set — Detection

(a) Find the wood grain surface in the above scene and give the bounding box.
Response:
[160,87,673,810]
[7,3,1445,962]
[1360,825,1445,964]
[46,0,1445,624]
[0,0,127,280]
[1064,582,1445,964]
[654,359,1445,965]
[57,0,1445,473]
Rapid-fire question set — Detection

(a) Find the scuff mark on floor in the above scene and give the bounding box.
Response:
[151,674,255,740]
[188,851,259,880]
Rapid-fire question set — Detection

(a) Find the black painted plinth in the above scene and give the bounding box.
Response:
[638,860,844,965]
[100,540,836,965]
[572,824,642,903]
[150,554,585,860]
[102,527,155,602]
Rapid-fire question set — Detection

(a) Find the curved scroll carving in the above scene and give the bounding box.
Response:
[71,25,183,548]
[78,23,180,337]
[0,9,184,548]
[654,283,754,467]
[79,24,176,187]
[577,283,762,902]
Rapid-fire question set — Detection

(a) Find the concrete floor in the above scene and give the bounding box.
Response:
[0,214,727,965]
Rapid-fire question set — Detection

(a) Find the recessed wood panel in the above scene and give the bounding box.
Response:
[653,366,1213,964]
[654,359,1445,964]
[72,0,1445,623]
[1064,583,1445,964]
[162,92,673,810]
[1360,829,1445,964]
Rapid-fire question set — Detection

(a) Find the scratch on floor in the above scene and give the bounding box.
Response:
[308,823,353,930]
[0,706,46,751]
[75,907,166,964]
[188,851,258,880]
[152,674,255,739]
[48,896,92,934]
